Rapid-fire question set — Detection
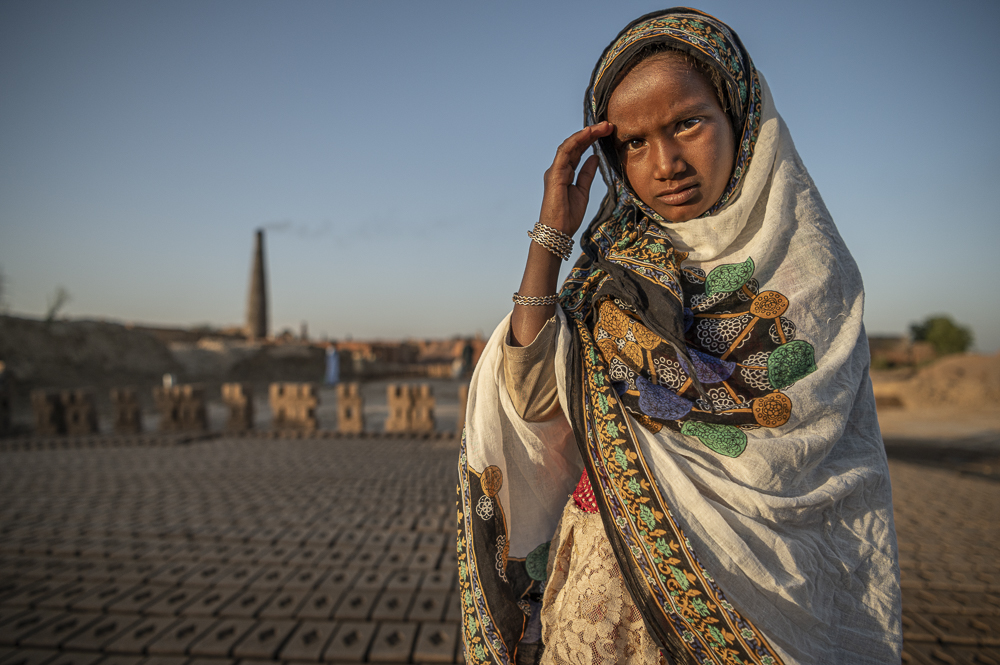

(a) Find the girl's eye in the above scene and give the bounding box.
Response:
[626,138,644,150]
[680,118,702,131]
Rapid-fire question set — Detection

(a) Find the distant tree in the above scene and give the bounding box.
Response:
[0,265,6,312]
[45,286,71,322]
[910,315,973,356]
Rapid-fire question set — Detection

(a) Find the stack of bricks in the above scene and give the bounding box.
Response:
[386,384,435,434]
[221,383,254,432]
[153,384,208,433]
[110,387,142,434]
[384,384,413,434]
[30,390,65,436]
[335,382,364,435]
[412,384,435,434]
[269,383,319,432]
[61,390,99,436]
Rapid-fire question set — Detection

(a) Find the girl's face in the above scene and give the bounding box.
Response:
[607,54,734,223]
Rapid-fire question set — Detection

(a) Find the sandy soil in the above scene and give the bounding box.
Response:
[871,352,1000,444]
[877,406,1000,442]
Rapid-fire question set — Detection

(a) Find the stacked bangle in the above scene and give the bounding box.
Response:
[528,222,574,261]
[512,292,559,306]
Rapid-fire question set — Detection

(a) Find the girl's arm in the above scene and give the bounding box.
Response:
[509,121,613,347]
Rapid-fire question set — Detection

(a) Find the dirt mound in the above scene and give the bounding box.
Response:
[0,315,180,391]
[0,315,326,393]
[903,353,1000,409]
[873,352,1000,410]
[168,339,324,383]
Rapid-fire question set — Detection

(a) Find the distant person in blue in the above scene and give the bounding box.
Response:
[324,344,340,385]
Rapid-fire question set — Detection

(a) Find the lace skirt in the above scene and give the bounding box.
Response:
[539,498,666,665]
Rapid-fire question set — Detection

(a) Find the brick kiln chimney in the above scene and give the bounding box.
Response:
[246,229,269,340]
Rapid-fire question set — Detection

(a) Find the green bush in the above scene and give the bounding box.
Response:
[910,316,973,356]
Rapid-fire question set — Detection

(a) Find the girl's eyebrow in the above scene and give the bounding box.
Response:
[674,101,717,117]
[613,100,718,144]
[614,130,640,144]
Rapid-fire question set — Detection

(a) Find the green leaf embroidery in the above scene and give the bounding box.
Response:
[614,446,629,470]
[639,504,656,530]
[681,421,748,458]
[669,565,690,590]
[705,256,754,297]
[692,597,711,616]
[767,340,817,389]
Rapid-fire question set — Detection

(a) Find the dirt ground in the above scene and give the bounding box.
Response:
[873,353,1000,483]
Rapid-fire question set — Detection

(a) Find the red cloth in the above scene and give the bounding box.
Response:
[572,470,600,513]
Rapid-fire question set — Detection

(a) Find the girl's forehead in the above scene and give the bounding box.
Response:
[624,52,704,84]
[609,56,719,116]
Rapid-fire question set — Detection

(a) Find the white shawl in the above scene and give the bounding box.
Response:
[463,76,901,665]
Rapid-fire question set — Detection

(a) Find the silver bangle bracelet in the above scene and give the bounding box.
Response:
[512,292,560,306]
[527,222,574,261]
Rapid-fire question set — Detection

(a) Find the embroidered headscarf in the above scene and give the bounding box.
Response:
[588,7,762,221]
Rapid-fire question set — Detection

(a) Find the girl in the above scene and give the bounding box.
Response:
[458,8,900,664]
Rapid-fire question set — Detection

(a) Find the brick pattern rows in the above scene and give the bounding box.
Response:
[0,438,997,664]
[0,439,463,665]
[891,459,1000,664]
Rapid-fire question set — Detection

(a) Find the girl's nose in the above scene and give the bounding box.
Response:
[651,139,685,179]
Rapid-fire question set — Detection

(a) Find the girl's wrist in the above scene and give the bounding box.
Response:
[528,222,574,261]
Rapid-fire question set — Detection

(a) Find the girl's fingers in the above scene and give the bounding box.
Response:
[575,154,600,193]
[554,122,613,171]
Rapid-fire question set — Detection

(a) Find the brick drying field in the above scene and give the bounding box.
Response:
[0,435,997,665]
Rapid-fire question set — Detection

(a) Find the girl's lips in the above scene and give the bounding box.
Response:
[655,184,698,206]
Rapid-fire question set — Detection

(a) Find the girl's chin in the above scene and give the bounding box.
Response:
[653,204,708,224]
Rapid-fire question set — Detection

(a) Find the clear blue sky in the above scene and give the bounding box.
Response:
[2,0,998,351]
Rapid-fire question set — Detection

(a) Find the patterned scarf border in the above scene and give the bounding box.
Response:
[457,435,513,664]
[458,434,544,664]
[572,317,784,665]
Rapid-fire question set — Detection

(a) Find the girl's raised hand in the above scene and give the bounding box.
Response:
[539,121,614,237]
[510,121,613,348]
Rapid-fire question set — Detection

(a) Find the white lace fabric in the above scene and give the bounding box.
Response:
[540,499,665,665]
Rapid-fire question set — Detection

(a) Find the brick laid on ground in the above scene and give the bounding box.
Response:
[324,620,377,662]
[103,616,179,654]
[367,621,417,663]
[412,622,460,663]
[0,649,61,665]
[144,617,216,655]
[277,619,339,661]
